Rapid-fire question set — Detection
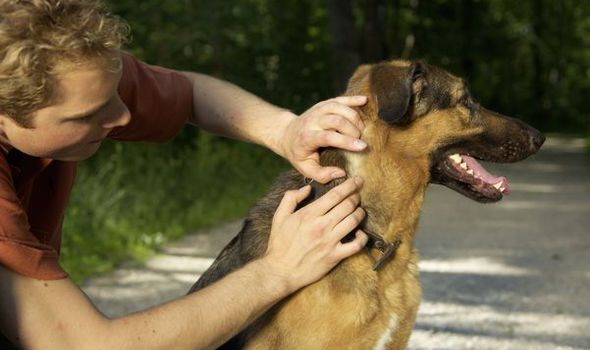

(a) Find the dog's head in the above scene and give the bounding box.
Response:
[345,60,544,203]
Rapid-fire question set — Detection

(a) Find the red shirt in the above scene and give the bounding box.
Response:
[0,53,194,280]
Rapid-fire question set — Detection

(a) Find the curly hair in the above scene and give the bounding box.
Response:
[0,0,129,127]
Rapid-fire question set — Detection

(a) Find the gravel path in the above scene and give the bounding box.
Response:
[82,136,590,349]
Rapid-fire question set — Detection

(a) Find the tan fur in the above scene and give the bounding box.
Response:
[190,60,544,350]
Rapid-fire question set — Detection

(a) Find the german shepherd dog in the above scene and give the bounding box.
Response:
[189,60,545,349]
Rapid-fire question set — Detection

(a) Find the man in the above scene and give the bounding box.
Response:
[0,1,368,349]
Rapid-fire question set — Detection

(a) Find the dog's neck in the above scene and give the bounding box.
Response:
[315,147,429,244]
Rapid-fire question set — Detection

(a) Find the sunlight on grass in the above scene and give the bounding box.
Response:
[61,131,287,282]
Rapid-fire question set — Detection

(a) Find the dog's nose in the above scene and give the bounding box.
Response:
[530,132,545,150]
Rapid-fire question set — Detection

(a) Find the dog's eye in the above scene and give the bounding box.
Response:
[459,95,476,115]
[459,95,469,107]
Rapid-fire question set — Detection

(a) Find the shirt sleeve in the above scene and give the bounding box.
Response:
[108,53,194,142]
[0,159,67,280]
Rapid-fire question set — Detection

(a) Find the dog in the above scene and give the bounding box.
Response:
[188,60,545,349]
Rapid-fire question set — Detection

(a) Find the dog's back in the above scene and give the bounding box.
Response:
[189,170,305,348]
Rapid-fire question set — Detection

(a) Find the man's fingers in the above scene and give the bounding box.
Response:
[305,177,363,215]
[330,95,368,107]
[332,230,369,260]
[274,186,311,220]
[309,130,367,152]
[318,114,362,139]
[299,162,345,184]
[325,192,361,227]
[317,101,365,132]
[328,207,366,242]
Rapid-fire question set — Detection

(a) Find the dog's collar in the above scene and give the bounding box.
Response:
[363,229,402,271]
[304,177,401,271]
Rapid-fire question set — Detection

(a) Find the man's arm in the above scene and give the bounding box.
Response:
[0,178,367,350]
[181,72,295,158]
[181,72,368,184]
[0,259,287,350]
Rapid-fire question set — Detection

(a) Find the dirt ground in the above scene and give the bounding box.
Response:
[83,136,590,349]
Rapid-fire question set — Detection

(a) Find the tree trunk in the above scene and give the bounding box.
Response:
[460,0,474,77]
[531,0,548,129]
[327,0,361,94]
[362,0,388,62]
[389,0,401,58]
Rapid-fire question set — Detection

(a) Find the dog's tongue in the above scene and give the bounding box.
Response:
[462,155,509,192]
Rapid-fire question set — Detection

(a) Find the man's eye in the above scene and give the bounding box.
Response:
[77,114,94,122]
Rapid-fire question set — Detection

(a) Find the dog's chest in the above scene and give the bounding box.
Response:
[371,313,400,350]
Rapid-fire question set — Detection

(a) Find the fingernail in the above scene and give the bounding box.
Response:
[357,95,368,102]
[354,176,364,186]
[357,230,369,244]
[354,139,367,150]
[332,169,346,179]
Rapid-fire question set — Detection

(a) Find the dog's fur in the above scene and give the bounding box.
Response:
[189,60,544,349]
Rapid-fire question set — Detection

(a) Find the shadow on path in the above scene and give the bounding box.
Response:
[83,137,590,350]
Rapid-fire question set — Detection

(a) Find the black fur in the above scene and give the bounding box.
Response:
[370,63,417,124]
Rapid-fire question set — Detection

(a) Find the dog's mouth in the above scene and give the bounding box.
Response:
[432,151,509,203]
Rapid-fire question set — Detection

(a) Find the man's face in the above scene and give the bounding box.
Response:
[0,60,131,161]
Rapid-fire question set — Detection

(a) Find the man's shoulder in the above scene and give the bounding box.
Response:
[109,52,193,143]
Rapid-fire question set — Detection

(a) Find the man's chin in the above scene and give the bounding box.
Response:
[51,144,102,161]
[54,153,96,162]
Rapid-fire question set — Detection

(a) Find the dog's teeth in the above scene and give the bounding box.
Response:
[449,154,462,163]
[467,169,474,175]
[499,186,505,192]
[460,162,468,169]
[493,181,503,189]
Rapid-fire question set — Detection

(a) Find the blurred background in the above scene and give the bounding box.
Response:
[62,0,590,282]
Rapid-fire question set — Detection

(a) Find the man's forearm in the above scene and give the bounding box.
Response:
[108,258,291,350]
[181,71,295,158]
[0,259,291,350]
[180,71,369,185]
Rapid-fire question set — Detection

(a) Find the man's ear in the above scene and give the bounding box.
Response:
[0,113,6,129]
[369,62,421,124]
[0,114,9,144]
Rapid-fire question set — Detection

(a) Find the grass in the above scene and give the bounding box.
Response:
[61,129,590,282]
[60,130,288,283]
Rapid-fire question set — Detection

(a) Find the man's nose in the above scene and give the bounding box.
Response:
[102,107,131,129]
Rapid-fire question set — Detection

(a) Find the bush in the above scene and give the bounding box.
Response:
[61,130,287,282]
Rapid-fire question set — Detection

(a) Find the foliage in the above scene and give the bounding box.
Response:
[62,134,286,281]
[110,0,590,129]
[352,0,589,132]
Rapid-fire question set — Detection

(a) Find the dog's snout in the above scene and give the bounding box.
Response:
[530,132,545,151]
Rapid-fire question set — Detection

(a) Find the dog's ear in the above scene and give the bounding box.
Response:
[346,64,372,93]
[370,62,422,124]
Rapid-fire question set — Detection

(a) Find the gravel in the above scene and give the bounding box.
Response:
[83,136,590,349]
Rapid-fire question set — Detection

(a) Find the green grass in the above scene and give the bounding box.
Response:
[61,131,288,283]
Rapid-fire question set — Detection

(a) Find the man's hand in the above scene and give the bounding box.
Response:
[278,96,368,184]
[262,177,369,293]
[182,73,368,183]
